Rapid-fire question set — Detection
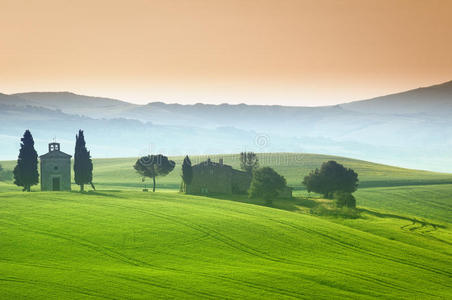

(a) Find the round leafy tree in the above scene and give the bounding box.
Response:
[249,167,286,205]
[303,160,358,198]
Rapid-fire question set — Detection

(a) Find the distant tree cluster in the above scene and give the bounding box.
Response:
[303,160,359,208]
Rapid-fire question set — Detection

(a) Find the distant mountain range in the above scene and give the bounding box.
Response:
[1,80,451,171]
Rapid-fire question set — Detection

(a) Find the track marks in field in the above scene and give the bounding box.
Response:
[110,273,225,299]
[61,202,364,298]
[0,276,118,299]
[85,201,429,297]
[2,219,161,270]
[269,217,452,284]
[99,200,452,294]
[2,214,310,298]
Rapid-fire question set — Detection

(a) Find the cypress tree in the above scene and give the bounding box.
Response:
[181,155,193,192]
[240,152,259,173]
[13,130,39,192]
[74,130,94,192]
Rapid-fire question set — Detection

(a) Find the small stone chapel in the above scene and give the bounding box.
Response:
[39,142,72,191]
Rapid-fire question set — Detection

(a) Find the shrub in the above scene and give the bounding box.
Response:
[249,167,286,205]
[333,191,356,208]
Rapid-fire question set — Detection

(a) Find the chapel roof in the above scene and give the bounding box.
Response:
[39,150,72,159]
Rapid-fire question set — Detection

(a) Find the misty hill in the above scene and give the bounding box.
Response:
[0,98,282,160]
[12,80,452,122]
[0,92,30,106]
[1,80,452,171]
[12,91,354,130]
[340,80,452,115]
[12,92,137,119]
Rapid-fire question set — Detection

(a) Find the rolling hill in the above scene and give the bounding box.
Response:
[1,152,452,224]
[0,191,451,299]
[1,153,451,298]
[11,80,452,123]
[341,80,452,116]
[1,80,452,171]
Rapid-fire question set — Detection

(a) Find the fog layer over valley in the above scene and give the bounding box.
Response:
[1,80,451,171]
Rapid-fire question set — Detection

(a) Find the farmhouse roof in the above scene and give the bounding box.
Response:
[193,158,232,170]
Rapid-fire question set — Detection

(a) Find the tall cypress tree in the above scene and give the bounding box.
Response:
[181,155,193,193]
[240,152,259,174]
[13,130,39,192]
[74,130,94,192]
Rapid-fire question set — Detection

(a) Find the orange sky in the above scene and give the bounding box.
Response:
[1,0,451,105]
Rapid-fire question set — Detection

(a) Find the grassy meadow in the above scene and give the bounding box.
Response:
[0,153,451,298]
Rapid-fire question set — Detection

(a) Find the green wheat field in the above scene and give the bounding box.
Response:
[1,153,451,299]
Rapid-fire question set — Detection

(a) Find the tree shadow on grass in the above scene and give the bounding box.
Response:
[203,193,365,219]
[358,208,446,229]
[70,190,123,198]
[200,193,318,213]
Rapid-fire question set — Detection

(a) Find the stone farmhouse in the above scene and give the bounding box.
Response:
[186,158,292,198]
[186,158,251,195]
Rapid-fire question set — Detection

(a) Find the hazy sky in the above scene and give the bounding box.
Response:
[1,0,451,106]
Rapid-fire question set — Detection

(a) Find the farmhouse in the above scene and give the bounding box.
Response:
[186,158,251,195]
[186,158,293,198]
[39,142,72,191]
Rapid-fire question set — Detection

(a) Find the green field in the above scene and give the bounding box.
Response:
[3,153,452,190]
[0,153,451,298]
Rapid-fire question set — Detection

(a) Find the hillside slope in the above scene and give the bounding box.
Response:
[12,92,136,119]
[2,81,452,171]
[2,152,452,224]
[0,191,451,299]
[340,80,452,116]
